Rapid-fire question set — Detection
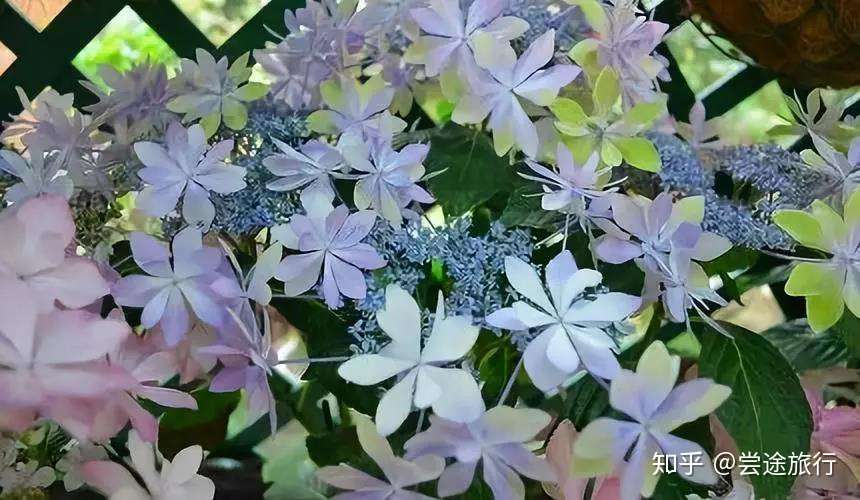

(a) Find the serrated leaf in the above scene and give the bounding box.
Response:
[699,323,813,499]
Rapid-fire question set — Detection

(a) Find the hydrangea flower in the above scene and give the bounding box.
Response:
[570,0,668,104]
[81,430,215,500]
[0,194,109,312]
[204,304,279,433]
[0,459,55,492]
[769,90,853,152]
[800,136,860,203]
[452,30,581,158]
[0,146,72,204]
[112,228,241,345]
[1,87,75,144]
[272,189,386,308]
[405,0,529,77]
[307,76,406,140]
[520,143,613,213]
[551,67,663,171]
[487,250,641,392]
[642,248,727,326]
[341,135,434,226]
[675,101,722,151]
[0,279,134,435]
[168,50,269,136]
[405,406,555,499]
[338,285,483,436]
[317,414,444,499]
[573,341,730,500]
[594,193,731,268]
[96,333,199,442]
[774,190,860,332]
[133,121,246,231]
[81,62,176,137]
[263,138,347,197]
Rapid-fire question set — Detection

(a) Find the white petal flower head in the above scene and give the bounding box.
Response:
[0,147,73,204]
[272,189,386,308]
[81,430,215,500]
[486,250,641,392]
[133,121,246,231]
[167,50,269,136]
[405,406,555,499]
[338,285,484,436]
[573,341,731,500]
[342,135,434,226]
[263,138,347,198]
[452,30,581,158]
[317,414,444,499]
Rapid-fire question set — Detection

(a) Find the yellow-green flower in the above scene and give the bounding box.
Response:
[549,67,663,172]
[773,189,860,332]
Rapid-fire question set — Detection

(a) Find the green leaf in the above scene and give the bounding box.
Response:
[159,391,240,457]
[613,136,661,172]
[234,82,269,102]
[550,97,588,125]
[425,125,523,216]
[255,421,326,499]
[565,375,609,430]
[771,210,826,251]
[699,323,813,499]
[592,67,620,116]
[499,186,561,229]
[831,310,860,360]
[271,298,377,416]
[761,320,848,371]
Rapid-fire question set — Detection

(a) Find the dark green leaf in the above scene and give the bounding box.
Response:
[761,320,848,371]
[832,310,860,361]
[425,125,523,216]
[500,185,561,230]
[159,391,240,457]
[699,322,813,499]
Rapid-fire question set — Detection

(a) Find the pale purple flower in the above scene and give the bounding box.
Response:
[520,143,614,213]
[486,250,641,392]
[317,414,444,499]
[263,138,346,197]
[642,248,727,325]
[204,303,279,433]
[133,122,246,231]
[272,189,386,308]
[338,285,484,436]
[593,193,731,268]
[0,146,72,204]
[112,228,241,345]
[407,0,529,77]
[675,100,722,150]
[452,30,581,157]
[405,406,555,499]
[341,135,434,226]
[308,76,406,140]
[573,341,730,500]
[802,136,860,202]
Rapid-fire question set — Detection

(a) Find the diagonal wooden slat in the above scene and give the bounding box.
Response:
[0,0,125,118]
[131,0,215,57]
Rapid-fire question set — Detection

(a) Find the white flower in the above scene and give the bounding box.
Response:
[0,459,55,491]
[133,121,246,231]
[81,430,214,500]
[338,285,484,435]
[487,250,641,392]
[317,414,444,499]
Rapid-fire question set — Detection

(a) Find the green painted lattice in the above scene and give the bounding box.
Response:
[0,0,856,148]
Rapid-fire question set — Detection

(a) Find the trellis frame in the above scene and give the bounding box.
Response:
[0,0,856,144]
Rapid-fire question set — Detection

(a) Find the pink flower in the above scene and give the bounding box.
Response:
[795,385,860,497]
[0,279,135,439]
[0,195,109,312]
